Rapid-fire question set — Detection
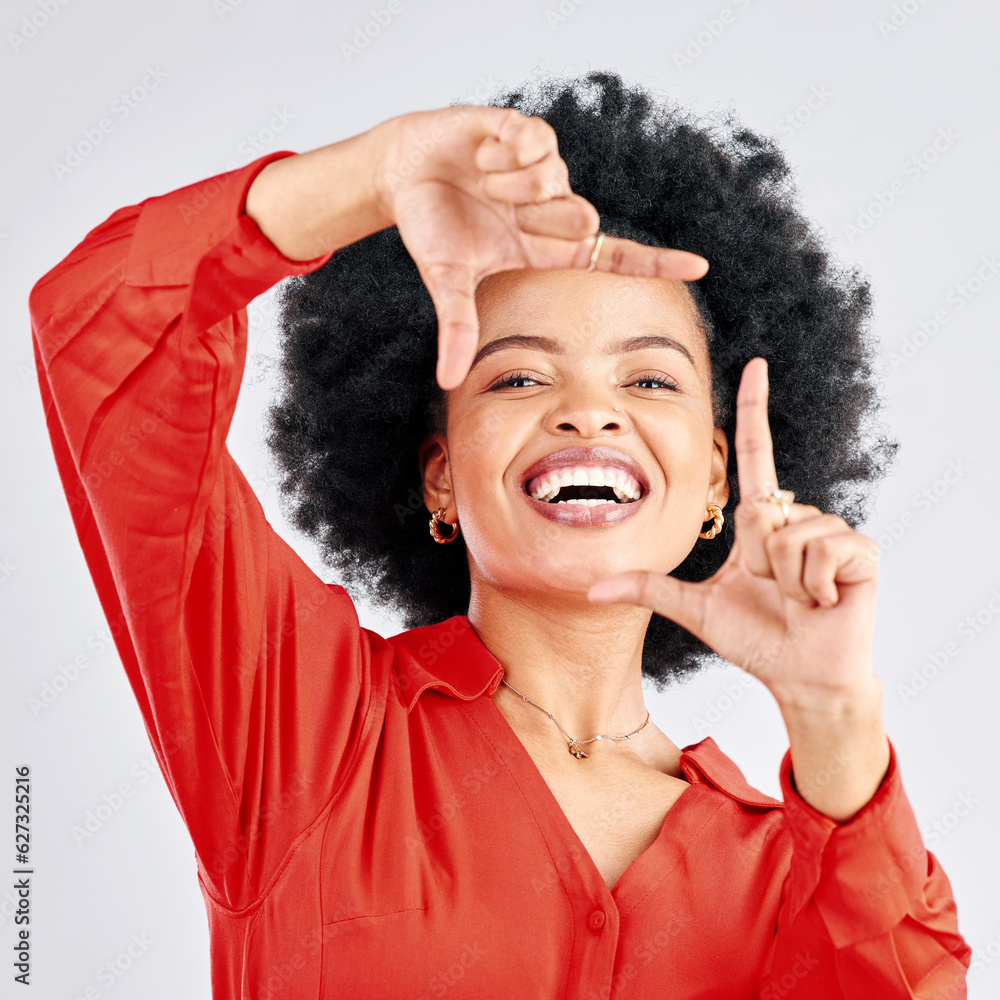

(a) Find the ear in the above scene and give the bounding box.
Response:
[710,426,730,509]
[417,430,454,514]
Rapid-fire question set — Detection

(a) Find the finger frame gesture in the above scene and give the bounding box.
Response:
[588,356,883,707]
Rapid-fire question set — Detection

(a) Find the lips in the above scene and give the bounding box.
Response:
[519,447,650,498]
[517,447,651,527]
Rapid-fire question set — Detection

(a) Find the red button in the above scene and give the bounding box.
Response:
[587,909,606,931]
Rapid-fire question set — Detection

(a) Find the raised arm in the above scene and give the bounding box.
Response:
[587,355,971,996]
[30,135,393,910]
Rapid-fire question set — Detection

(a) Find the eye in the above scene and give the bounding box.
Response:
[487,371,681,391]
[488,371,541,390]
[629,374,680,390]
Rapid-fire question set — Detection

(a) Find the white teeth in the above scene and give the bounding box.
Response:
[610,470,635,502]
[526,465,643,502]
[556,498,616,505]
[532,479,560,502]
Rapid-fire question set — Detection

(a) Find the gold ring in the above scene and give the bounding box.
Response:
[587,231,605,272]
[766,488,795,526]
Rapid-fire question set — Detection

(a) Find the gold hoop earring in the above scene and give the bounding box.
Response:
[699,502,724,539]
[429,507,461,544]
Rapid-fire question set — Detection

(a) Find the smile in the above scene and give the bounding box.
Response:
[516,449,652,527]
[525,465,643,504]
[519,474,649,526]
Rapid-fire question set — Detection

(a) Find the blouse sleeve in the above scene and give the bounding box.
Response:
[756,737,972,999]
[30,152,382,912]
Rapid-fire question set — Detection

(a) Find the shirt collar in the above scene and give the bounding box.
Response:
[388,614,782,811]
[388,615,505,712]
[678,737,783,809]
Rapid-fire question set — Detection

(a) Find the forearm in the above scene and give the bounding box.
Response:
[766,676,971,995]
[244,119,396,261]
[778,672,891,823]
[31,152,341,583]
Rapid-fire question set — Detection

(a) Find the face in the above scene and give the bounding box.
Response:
[418,268,730,601]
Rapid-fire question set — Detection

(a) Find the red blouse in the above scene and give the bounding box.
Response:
[30,150,972,1000]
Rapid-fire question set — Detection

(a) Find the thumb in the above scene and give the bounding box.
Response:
[420,261,481,390]
[587,571,707,636]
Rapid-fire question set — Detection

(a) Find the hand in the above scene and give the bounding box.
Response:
[587,357,882,707]
[374,106,710,390]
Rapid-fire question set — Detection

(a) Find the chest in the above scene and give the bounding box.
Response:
[239,700,786,1000]
[521,740,691,891]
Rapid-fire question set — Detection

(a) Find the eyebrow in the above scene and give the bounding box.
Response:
[468,333,697,374]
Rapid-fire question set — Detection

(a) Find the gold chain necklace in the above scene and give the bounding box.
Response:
[499,678,651,759]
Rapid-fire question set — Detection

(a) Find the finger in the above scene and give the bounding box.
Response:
[732,357,784,571]
[480,152,571,205]
[734,358,780,505]
[514,194,599,241]
[475,110,557,171]
[583,233,709,281]
[418,261,480,390]
[801,532,880,607]
[762,511,851,604]
[587,571,707,640]
[737,498,821,580]
[511,204,709,279]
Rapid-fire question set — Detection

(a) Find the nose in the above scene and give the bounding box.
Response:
[543,392,627,437]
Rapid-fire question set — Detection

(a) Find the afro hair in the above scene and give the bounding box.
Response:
[264,68,897,691]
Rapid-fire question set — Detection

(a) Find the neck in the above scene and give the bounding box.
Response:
[467,583,653,741]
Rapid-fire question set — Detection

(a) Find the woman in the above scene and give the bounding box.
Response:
[32,70,969,998]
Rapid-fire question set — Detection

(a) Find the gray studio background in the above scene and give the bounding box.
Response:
[3,0,998,996]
